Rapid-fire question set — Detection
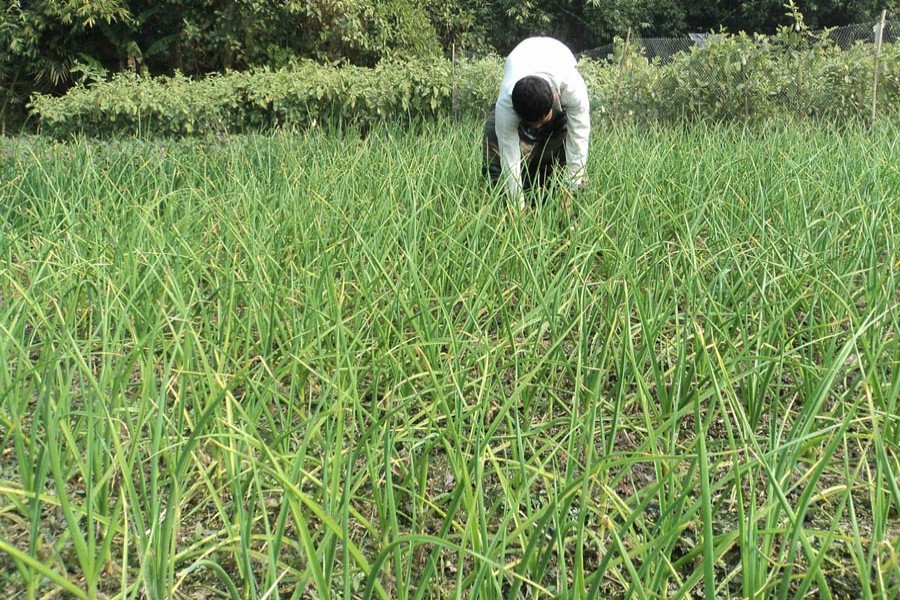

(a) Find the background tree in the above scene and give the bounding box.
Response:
[1,0,130,130]
[681,0,887,34]
[169,0,440,71]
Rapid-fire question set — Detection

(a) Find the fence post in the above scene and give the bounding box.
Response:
[871,10,887,126]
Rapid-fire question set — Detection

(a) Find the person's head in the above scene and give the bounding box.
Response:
[512,76,554,126]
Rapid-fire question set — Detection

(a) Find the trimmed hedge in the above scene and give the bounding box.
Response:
[29,59,484,138]
[584,33,900,122]
[29,37,900,138]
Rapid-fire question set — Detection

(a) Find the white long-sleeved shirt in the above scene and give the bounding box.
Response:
[495,37,590,204]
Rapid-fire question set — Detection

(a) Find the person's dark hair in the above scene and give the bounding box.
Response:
[511,76,553,123]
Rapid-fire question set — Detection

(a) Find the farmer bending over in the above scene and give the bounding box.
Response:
[483,36,590,209]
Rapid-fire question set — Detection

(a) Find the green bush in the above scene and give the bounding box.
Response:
[593,31,899,123]
[29,57,504,138]
[29,36,900,138]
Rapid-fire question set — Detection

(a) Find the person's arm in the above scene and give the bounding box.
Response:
[495,101,526,209]
[560,73,590,188]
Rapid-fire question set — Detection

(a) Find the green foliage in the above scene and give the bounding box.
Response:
[0,0,132,130]
[1,0,444,132]
[174,0,441,70]
[30,57,503,138]
[683,0,887,33]
[421,0,492,52]
[4,1,895,134]
[30,33,900,138]
[581,32,900,123]
[0,1,131,86]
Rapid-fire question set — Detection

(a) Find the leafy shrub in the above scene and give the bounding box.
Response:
[591,29,898,124]
[29,57,507,138]
[29,37,900,138]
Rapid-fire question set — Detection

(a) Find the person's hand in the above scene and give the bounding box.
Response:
[561,188,573,214]
[564,175,587,192]
[561,178,585,214]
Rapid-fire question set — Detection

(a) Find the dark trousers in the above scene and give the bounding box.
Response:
[482,103,568,193]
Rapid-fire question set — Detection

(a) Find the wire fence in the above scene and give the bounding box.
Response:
[579,20,899,63]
